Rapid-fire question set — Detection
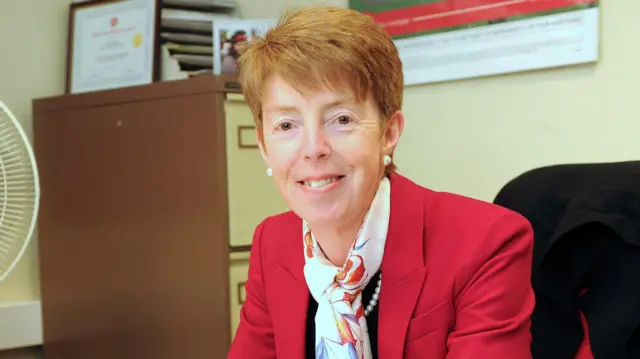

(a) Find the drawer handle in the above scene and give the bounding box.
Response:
[237,126,259,149]
[237,281,247,305]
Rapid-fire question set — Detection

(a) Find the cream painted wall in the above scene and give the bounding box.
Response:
[396,1,639,202]
[0,3,71,359]
[0,0,72,302]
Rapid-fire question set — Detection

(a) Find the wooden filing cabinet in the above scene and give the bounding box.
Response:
[33,76,292,357]
[33,77,233,359]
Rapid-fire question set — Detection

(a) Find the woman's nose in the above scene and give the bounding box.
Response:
[301,126,331,161]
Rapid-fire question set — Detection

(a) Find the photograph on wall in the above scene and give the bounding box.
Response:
[349,0,600,86]
[213,19,276,76]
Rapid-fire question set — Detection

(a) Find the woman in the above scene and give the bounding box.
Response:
[228,6,535,359]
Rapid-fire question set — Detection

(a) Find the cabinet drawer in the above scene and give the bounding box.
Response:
[229,252,250,339]
[225,97,289,248]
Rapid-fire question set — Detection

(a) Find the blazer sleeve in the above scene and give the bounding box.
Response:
[227,219,276,359]
[446,211,535,359]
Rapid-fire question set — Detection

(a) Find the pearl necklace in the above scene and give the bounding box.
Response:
[364,274,382,316]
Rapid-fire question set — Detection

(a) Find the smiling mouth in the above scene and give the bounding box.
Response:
[299,176,345,189]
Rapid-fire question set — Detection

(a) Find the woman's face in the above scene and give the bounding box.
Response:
[234,41,247,55]
[259,75,403,228]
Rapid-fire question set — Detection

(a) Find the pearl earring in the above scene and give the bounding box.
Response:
[382,155,392,166]
[266,168,273,177]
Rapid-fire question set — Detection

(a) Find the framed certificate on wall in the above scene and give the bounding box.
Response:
[67,0,160,94]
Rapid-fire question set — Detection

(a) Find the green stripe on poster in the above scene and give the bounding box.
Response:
[349,0,443,14]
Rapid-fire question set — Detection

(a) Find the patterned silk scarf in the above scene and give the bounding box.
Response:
[303,177,391,359]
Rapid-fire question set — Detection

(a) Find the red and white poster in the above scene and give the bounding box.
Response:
[350,0,600,85]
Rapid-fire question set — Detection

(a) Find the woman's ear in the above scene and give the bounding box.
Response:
[382,111,405,155]
[257,131,268,162]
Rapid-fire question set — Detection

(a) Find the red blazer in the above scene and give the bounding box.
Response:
[228,174,535,359]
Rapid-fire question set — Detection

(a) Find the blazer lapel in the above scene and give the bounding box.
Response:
[379,174,427,359]
[269,215,310,359]
[271,265,309,359]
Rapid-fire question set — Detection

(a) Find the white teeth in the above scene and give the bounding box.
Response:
[303,177,339,188]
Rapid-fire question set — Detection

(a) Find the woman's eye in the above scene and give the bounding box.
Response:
[278,122,292,131]
[337,115,352,125]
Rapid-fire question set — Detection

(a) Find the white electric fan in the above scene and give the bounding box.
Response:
[0,101,40,283]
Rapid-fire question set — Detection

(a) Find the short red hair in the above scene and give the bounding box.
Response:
[237,6,403,173]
